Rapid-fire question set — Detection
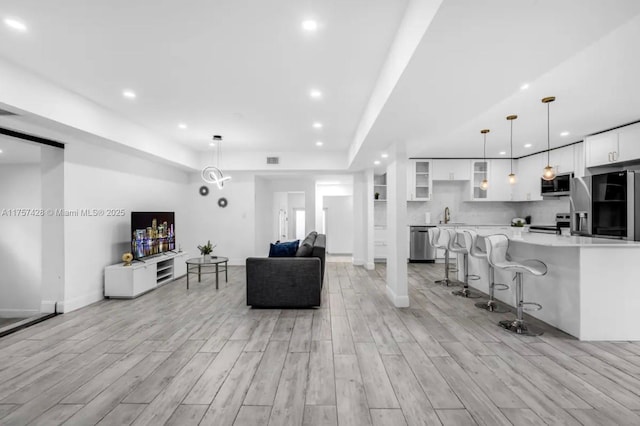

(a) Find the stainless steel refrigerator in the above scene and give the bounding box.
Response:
[570,175,592,236]
[571,171,639,240]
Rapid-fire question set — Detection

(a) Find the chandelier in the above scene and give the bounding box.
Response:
[201,135,231,189]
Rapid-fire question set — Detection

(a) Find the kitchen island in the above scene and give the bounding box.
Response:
[444,227,640,341]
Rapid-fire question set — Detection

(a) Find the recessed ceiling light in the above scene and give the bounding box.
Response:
[560,131,570,137]
[312,122,323,129]
[316,141,323,146]
[302,20,318,31]
[4,17,27,32]
[0,149,3,154]
[122,90,136,99]
[374,160,381,165]
[178,123,187,129]
[310,89,322,99]
[209,142,215,147]
[524,143,532,148]
[499,151,507,155]
[381,153,389,158]
[520,83,529,91]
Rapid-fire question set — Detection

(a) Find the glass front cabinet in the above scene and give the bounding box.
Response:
[471,160,489,200]
[407,159,432,201]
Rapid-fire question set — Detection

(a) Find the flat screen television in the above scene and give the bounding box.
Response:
[131,212,175,259]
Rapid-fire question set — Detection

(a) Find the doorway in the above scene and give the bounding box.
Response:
[294,209,306,240]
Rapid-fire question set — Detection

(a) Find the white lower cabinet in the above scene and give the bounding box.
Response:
[105,251,188,298]
[374,226,387,260]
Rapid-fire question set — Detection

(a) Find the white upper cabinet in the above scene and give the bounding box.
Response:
[548,144,575,174]
[512,152,545,201]
[586,122,640,168]
[432,159,471,181]
[373,173,387,201]
[617,122,640,163]
[470,160,489,200]
[585,132,619,167]
[488,159,514,201]
[407,159,432,201]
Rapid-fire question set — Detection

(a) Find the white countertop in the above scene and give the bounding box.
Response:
[478,230,640,247]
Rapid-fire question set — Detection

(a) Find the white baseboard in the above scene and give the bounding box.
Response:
[40,300,59,314]
[386,285,410,308]
[352,258,365,266]
[0,308,41,318]
[365,262,375,270]
[59,290,104,313]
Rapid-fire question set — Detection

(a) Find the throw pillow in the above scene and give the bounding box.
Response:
[301,233,316,247]
[269,240,300,257]
[296,243,313,257]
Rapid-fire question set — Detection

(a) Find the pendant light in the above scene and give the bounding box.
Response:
[201,135,231,189]
[480,129,489,190]
[541,96,556,181]
[506,115,517,184]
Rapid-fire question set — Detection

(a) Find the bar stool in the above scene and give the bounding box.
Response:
[446,229,481,298]
[461,230,509,313]
[485,234,547,336]
[433,227,453,286]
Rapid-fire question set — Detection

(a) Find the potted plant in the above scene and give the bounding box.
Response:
[511,219,525,239]
[198,240,214,261]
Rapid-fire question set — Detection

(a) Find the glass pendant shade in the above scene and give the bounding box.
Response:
[542,165,556,181]
[541,96,556,181]
[506,115,517,185]
[480,128,489,190]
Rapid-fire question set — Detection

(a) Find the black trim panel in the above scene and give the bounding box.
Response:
[0,127,65,149]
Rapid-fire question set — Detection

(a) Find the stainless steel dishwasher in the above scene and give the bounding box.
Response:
[409,226,436,263]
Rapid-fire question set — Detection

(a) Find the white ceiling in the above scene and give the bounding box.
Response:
[0,0,407,153]
[1,0,640,171]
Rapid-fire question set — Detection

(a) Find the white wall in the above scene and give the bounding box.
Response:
[254,176,272,256]
[63,142,190,312]
[0,164,42,317]
[352,172,368,266]
[287,192,305,239]
[315,180,353,231]
[186,172,256,265]
[324,195,354,254]
[254,177,316,256]
[273,192,288,241]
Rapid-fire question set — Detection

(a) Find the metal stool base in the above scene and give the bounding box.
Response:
[475,300,510,313]
[498,319,544,336]
[451,288,482,299]
[435,278,451,287]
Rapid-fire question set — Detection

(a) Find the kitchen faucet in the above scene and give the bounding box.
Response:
[444,207,450,224]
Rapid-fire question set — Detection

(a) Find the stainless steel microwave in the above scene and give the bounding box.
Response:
[541,172,573,196]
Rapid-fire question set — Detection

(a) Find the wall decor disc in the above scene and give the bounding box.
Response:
[218,197,228,208]
[199,185,209,196]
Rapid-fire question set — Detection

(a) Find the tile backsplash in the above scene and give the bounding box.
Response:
[374,181,570,226]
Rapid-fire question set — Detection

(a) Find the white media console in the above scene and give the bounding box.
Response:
[105,251,188,298]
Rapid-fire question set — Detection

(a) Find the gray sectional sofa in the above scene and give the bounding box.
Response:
[246,232,326,308]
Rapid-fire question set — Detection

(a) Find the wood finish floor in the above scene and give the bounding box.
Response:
[1,262,640,425]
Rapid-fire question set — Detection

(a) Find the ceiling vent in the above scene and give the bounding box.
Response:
[266,156,280,165]
[0,108,17,116]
